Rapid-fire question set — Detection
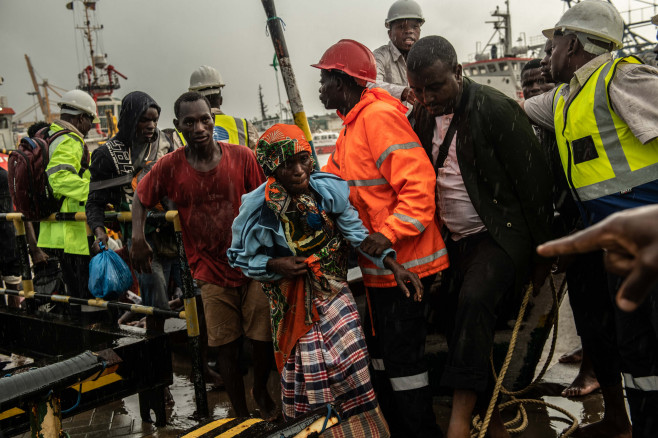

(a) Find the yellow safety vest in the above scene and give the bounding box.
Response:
[554,56,658,202]
[176,114,249,147]
[213,114,249,146]
[38,124,91,255]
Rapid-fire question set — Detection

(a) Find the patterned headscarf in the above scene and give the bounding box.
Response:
[256,124,315,176]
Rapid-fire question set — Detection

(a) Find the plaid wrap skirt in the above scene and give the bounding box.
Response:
[281,288,387,436]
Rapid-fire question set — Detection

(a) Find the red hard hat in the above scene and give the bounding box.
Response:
[311,39,377,84]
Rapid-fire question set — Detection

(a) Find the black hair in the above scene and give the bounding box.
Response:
[27,121,50,138]
[521,59,542,75]
[174,91,211,119]
[407,36,458,73]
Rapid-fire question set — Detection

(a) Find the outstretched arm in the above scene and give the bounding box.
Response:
[383,255,424,301]
[537,205,658,312]
[371,47,409,102]
[366,110,437,252]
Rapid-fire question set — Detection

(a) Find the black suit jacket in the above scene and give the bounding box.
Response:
[410,78,554,288]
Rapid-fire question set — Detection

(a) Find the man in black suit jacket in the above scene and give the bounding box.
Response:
[407,36,554,438]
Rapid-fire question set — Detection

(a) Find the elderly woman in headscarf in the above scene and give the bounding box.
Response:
[229,124,422,435]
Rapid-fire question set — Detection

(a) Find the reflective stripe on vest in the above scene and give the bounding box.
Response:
[554,57,658,202]
[361,247,448,276]
[214,114,248,146]
[176,129,187,146]
[623,373,658,391]
[46,163,77,176]
[372,358,385,371]
[390,372,429,391]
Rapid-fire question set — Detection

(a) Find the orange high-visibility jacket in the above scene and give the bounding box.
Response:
[322,88,449,288]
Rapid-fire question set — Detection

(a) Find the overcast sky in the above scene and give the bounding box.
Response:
[1,0,655,130]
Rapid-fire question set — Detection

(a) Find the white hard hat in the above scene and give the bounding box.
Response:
[58,90,100,123]
[385,0,425,28]
[543,0,624,51]
[188,65,225,96]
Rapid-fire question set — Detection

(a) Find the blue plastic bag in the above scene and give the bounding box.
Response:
[88,242,133,300]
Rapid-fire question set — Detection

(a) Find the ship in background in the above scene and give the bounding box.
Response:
[68,0,126,144]
[252,83,343,158]
[0,74,16,149]
[463,0,657,102]
[463,0,535,102]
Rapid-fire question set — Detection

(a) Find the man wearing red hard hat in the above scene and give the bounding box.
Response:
[313,39,448,438]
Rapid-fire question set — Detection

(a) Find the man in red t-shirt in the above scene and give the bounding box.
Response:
[131,92,275,419]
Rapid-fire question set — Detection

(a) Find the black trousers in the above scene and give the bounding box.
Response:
[566,251,621,387]
[439,232,516,394]
[44,248,91,299]
[608,275,658,437]
[366,274,442,438]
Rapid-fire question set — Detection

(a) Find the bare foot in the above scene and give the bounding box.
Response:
[562,355,600,397]
[559,347,583,364]
[469,407,510,438]
[562,371,600,397]
[204,365,225,389]
[251,388,278,422]
[164,386,175,406]
[572,418,632,437]
[484,407,510,438]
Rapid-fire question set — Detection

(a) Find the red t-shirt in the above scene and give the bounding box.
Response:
[137,143,265,287]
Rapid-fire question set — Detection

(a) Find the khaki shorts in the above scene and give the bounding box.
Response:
[196,279,271,347]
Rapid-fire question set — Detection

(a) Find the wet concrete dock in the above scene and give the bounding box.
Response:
[9,298,610,438]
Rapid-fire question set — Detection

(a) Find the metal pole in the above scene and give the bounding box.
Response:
[1,209,208,415]
[262,0,319,169]
[168,211,208,418]
[29,393,62,438]
[11,214,37,313]
[0,211,167,224]
[272,58,284,123]
[0,289,185,319]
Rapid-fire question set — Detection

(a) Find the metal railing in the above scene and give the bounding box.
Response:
[0,210,209,418]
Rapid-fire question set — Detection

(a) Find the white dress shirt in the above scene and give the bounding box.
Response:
[432,115,487,240]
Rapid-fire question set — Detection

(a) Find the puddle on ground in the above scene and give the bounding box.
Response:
[432,391,604,437]
[112,350,280,437]
[82,351,606,438]
[5,337,606,437]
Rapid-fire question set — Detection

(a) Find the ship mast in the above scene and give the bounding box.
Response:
[478,0,514,59]
[67,0,127,100]
[81,3,99,87]
[491,0,512,56]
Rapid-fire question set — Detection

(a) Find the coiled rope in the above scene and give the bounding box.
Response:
[472,275,579,437]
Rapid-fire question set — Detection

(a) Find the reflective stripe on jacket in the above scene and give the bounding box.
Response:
[554,56,658,202]
[37,122,90,255]
[322,88,448,287]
